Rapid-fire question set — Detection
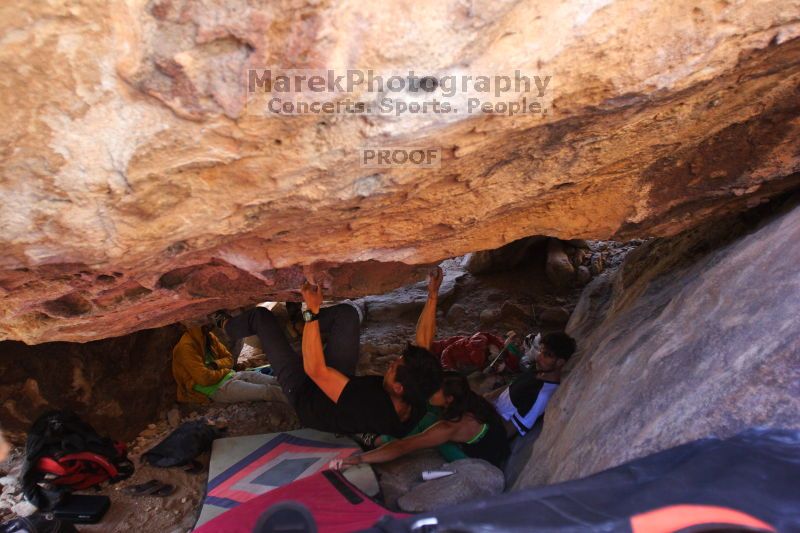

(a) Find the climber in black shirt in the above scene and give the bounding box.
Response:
[332,372,510,469]
[217,269,444,438]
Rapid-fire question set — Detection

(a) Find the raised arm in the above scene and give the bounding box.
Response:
[415,267,443,350]
[301,281,349,403]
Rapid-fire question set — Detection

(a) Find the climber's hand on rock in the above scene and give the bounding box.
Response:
[301,280,323,314]
[427,266,443,297]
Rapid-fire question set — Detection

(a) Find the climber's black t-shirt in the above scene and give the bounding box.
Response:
[292,375,421,438]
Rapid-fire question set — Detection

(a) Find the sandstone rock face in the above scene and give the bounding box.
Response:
[1,1,800,343]
[514,197,800,488]
[544,239,576,288]
[0,325,183,442]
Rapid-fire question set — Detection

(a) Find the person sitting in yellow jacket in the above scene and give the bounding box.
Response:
[172,325,285,404]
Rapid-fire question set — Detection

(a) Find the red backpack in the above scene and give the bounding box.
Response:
[21,411,133,510]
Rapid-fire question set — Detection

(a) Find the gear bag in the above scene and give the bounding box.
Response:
[20,411,133,511]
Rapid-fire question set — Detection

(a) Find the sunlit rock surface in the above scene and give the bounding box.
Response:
[514,196,800,488]
[1,0,799,342]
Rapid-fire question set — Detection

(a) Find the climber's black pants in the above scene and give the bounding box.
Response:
[224,304,360,405]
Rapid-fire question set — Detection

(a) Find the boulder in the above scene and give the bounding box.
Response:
[373,449,447,510]
[397,459,505,513]
[479,308,502,326]
[360,267,465,323]
[445,303,468,325]
[500,301,534,328]
[166,408,181,429]
[464,237,547,275]
[376,344,405,356]
[535,305,571,326]
[576,265,592,286]
[589,253,606,276]
[566,239,591,250]
[566,247,588,269]
[515,197,800,489]
[545,239,576,289]
[2,1,800,343]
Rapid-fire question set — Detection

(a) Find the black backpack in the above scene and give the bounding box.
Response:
[20,411,133,510]
[141,419,222,468]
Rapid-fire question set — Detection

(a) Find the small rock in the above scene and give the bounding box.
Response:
[479,308,501,326]
[376,343,404,356]
[445,304,467,324]
[545,239,576,289]
[500,301,533,325]
[11,500,36,517]
[180,497,187,504]
[536,306,571,325]
[167,408,181,428]
[590,253,605,276]
[463,251,493,275]
[566,239,591,250]
[576,266,592,286]
[360,342,378,355]
[147,423,156,430]
[566,247,587,269]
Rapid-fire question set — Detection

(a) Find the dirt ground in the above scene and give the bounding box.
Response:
[0,244,633,531]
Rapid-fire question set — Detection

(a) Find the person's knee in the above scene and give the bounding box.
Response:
[253,306,271,319]
[335,303,359,325]
[251,306,278,326]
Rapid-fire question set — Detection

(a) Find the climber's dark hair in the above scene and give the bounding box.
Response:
[541,331,577,361]
[396,343,442,406]
[440,371,503,426]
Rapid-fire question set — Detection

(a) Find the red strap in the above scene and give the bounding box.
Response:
[36,457,69,476]
[58,452,119,479]
[36,452,119,492]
